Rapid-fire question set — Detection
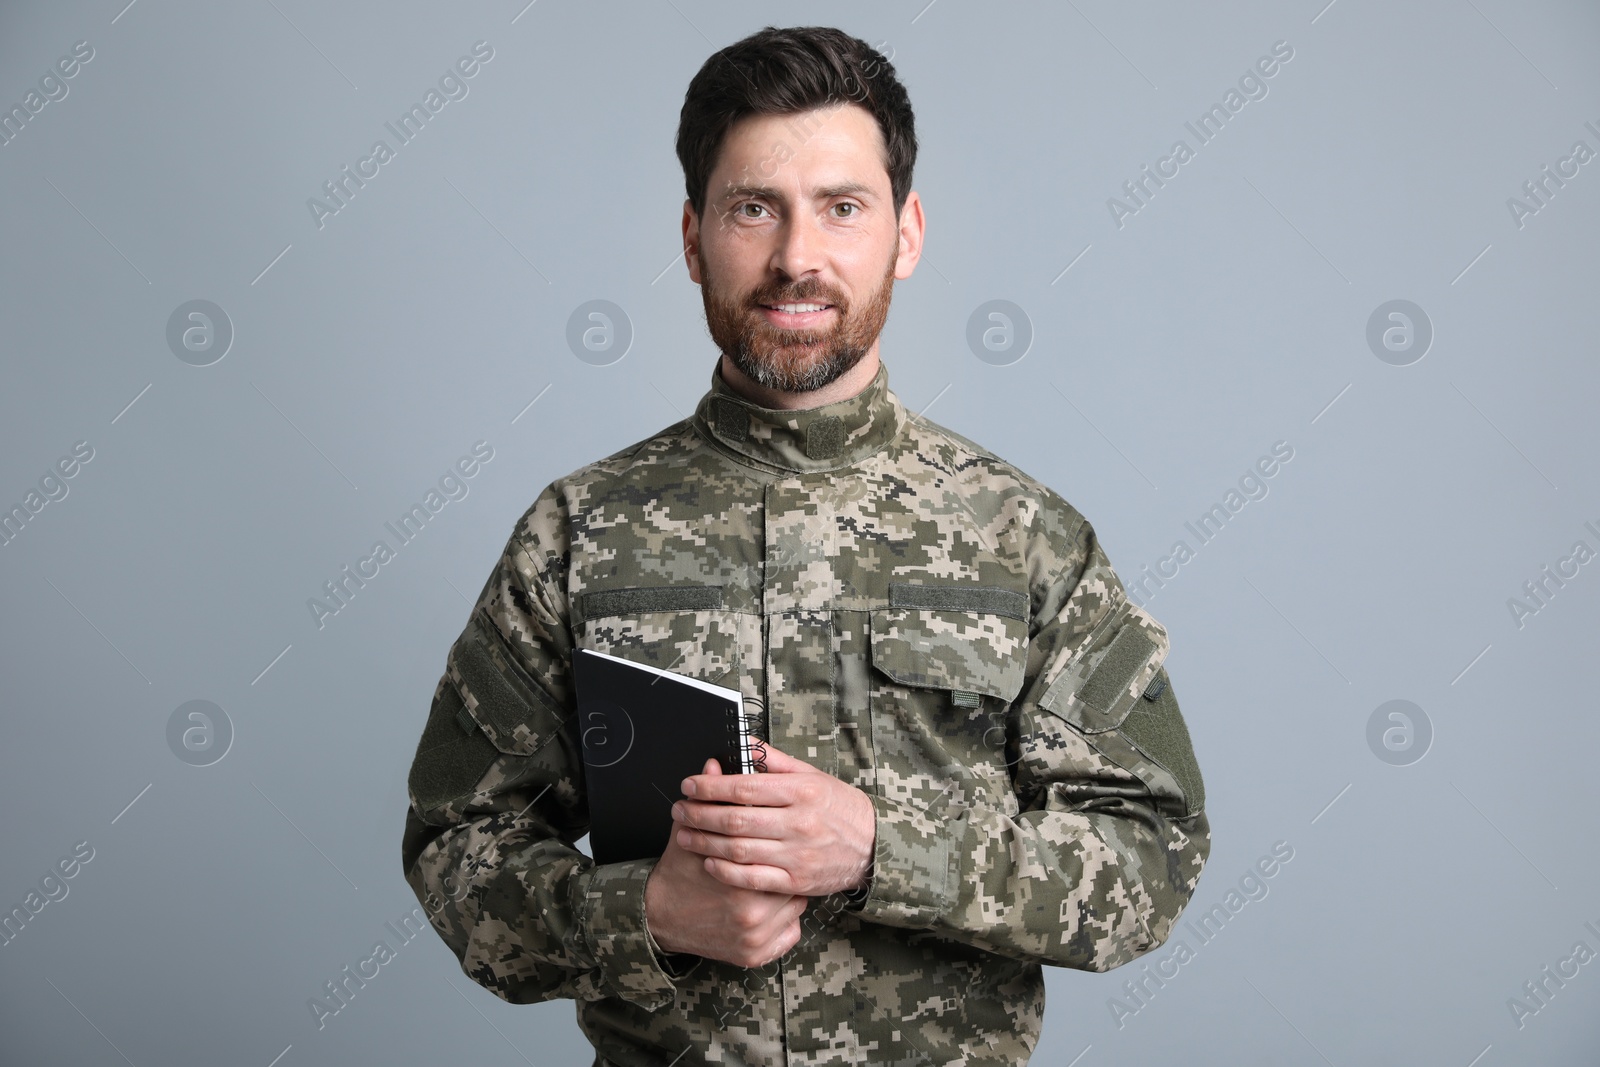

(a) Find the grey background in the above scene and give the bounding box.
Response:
[2,0,1596,1063]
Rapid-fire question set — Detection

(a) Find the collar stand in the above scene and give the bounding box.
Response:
[692,359,906,473]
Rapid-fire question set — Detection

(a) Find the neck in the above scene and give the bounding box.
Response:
[718,347,882,411]
[695,355,904,474]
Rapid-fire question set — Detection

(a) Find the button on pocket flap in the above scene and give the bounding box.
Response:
[870,589,1029,701]
[448,609,566,756]
[1040,600,1169,734]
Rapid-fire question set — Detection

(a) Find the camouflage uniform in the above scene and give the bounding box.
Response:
[402,360,1210,1066]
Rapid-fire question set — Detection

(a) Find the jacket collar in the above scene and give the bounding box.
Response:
[692,359,907,474]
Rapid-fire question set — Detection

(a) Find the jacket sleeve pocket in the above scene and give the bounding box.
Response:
[1039,600,1167,733]
[407,608,568,825]
[1036,601,1203,820]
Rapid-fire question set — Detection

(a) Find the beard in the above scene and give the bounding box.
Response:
[700,247,897,394]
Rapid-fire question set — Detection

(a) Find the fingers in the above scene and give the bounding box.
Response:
[681,768,801,806]
[675,823,790,868]
[744,893,809,933]
[724,894,806,969]
[703,856,798,894]
[768,897,808,955]
[760,917,803,967]
[678,745,820,802]
[752,743,818,774]
[673,798,784,840]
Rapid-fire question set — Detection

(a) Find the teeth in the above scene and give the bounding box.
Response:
[771,303,828,313]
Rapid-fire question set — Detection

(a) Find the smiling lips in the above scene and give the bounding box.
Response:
[758,302,836,329]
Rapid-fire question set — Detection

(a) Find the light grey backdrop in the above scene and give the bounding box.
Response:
[3,1,1597,1064]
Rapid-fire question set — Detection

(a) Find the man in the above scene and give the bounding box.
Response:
[402,25,1209,1066]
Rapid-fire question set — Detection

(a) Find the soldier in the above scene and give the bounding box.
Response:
[402,24,1210,1066]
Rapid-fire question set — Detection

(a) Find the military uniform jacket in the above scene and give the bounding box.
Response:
[402,361,1211,1066]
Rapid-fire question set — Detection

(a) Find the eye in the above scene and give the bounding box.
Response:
[833,202,857,217]
[738,202,768,219]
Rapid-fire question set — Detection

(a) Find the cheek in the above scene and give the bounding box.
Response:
[706,238,765,291]
[840,249,899,307]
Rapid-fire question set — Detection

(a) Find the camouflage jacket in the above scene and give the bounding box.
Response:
[402,360,1210,1066]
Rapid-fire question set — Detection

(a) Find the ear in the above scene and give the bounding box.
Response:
[682,199,703,285]
[893,190,925,281]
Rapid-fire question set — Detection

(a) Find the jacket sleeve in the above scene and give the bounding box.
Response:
[850,514,1211,973]
[400,487,701,1009]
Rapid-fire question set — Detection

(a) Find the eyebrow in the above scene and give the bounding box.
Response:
[716,180,878,204]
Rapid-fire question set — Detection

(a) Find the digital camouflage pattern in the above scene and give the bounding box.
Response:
[402,360,1211,1065]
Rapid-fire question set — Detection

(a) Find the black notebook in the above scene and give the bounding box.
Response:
[572,647,761,866]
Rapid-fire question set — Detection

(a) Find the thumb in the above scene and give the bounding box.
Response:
[702,757,722,776]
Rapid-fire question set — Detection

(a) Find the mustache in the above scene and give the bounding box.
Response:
[749,284,842,308]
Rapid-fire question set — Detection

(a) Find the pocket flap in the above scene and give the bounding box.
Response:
[1040,600,1169,733]
[869,603,1028,701]
[578,603,741,689]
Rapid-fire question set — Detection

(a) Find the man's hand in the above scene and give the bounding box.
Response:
[644,759,808,969]
[672,743,876,897]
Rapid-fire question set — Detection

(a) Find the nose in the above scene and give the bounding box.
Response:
[768,213,825,284]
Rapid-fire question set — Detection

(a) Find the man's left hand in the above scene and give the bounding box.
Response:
[671,744,875,898]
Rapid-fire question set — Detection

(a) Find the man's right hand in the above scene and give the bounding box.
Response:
[643,759,808,969]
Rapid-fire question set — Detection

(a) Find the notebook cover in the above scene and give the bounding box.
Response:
[572,647,749,866]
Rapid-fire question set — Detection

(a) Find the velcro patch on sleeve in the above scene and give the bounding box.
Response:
[1077,624,1158,718]
[408,680,502,819]
[1118,670,1205,818]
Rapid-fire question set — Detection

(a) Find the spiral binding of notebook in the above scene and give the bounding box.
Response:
[734,700,768,774]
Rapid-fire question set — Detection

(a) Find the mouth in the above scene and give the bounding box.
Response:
[756,302,836,329]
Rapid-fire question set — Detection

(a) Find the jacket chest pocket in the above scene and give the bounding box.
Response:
[867,583,1030,818]
[575,584,743,690]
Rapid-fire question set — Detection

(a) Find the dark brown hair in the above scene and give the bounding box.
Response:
[676,26,916,224]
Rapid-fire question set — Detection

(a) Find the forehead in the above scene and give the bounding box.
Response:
[711,103,890,195]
